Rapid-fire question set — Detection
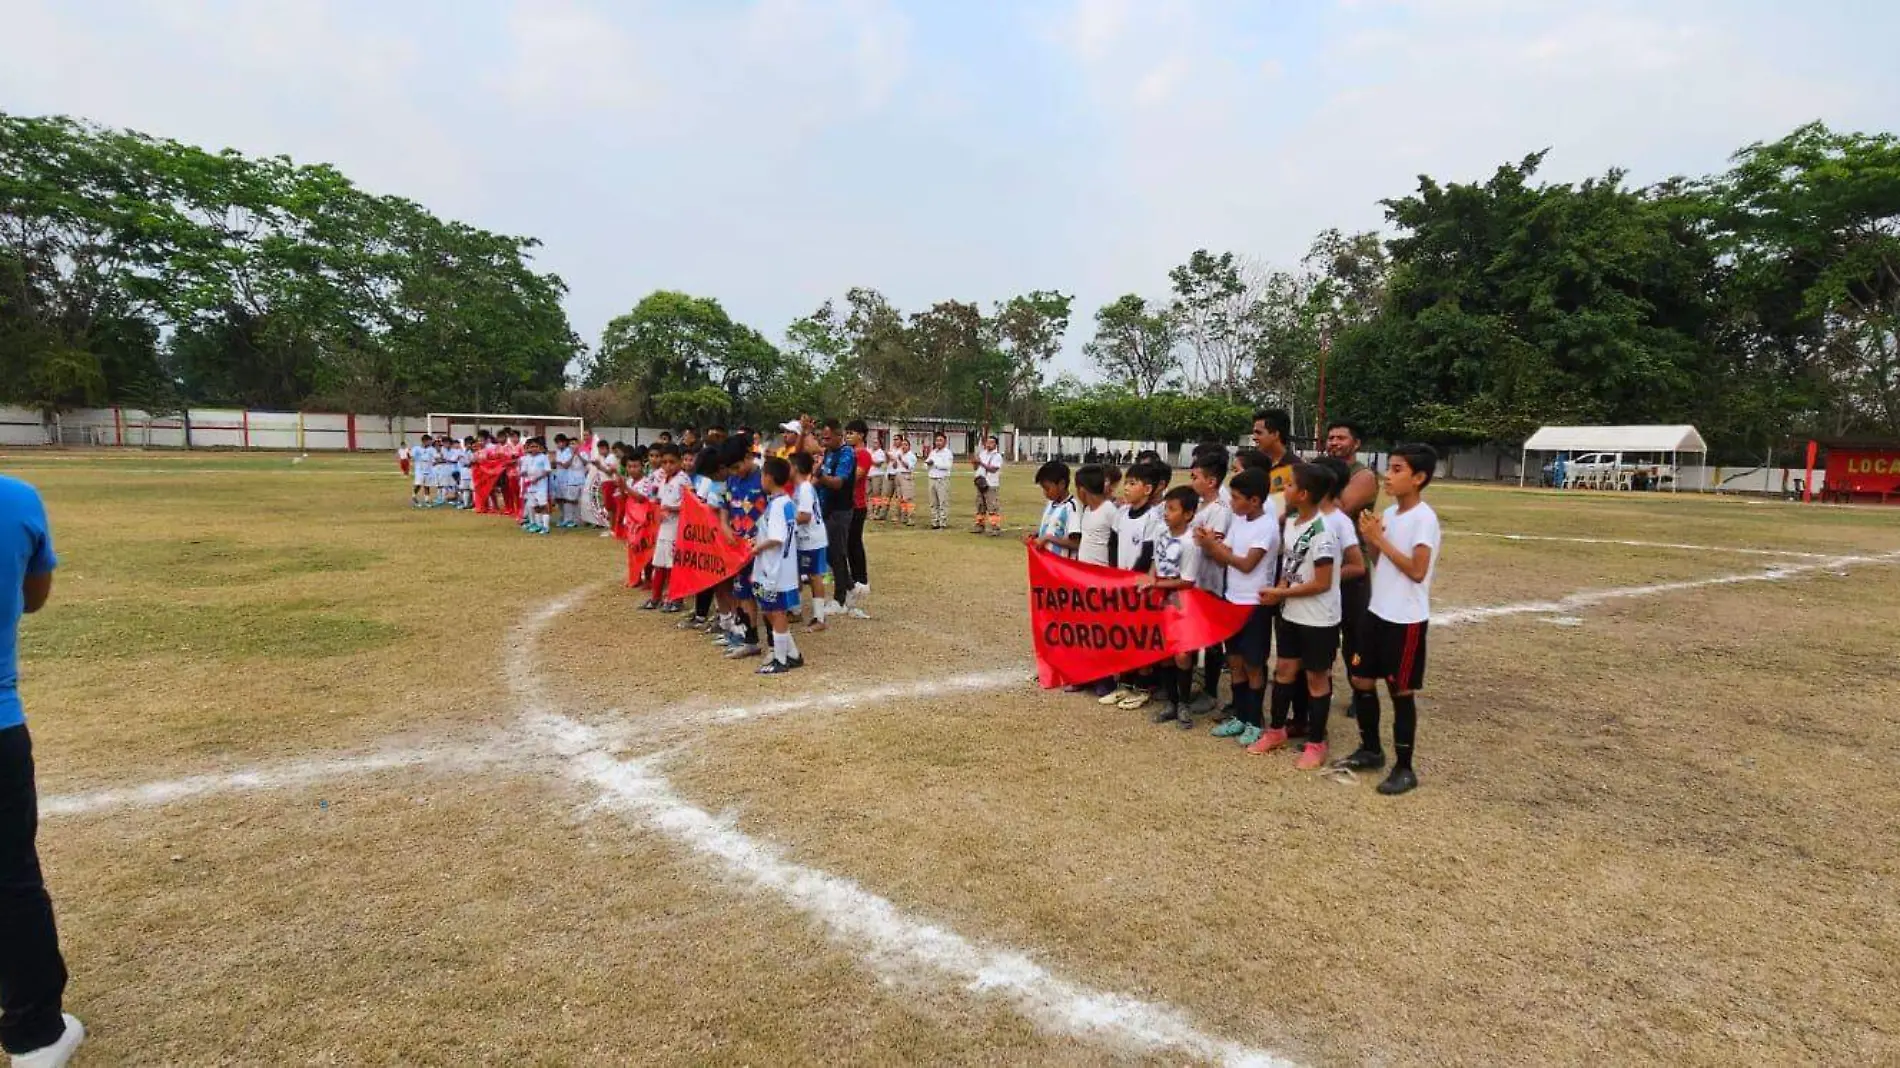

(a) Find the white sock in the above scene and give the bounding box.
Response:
[784,632,800,661]
[812,596,827,623]
[772,630,790,663]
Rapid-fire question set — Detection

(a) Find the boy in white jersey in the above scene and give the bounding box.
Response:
[925,432,955,529]
[1185,454,1232,716]
[1254,463,1342,768]
[1073,463,1122,699]
[1340,443,1441,796]
[411,435,435,507]
[752,456,805,675]
[1139,485,1205,728]
[1030,461,1079,558]
[431,435,456,506]
[1196,468,1278,747]
[1103,461,1169,711]
[789,451,832,630]
[644,444,689,611]
[520,437,552,534]
[457,437,476,509]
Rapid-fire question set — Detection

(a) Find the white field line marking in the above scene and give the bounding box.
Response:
[534,713,1293,1068]
[1435,549,1900,628]
[40,742,511,818]
[513,586,1295,1067]
[1453,531,1837,558]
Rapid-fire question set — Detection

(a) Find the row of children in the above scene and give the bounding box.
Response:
[1030,431,1440,795]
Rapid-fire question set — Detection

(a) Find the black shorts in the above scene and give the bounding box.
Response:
[1274,617,1339,674]
[1226,605,1273,665]
[1348,614,1429,691]
[1339,577,1371,665]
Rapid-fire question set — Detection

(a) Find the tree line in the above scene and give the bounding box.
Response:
[1,111,578,418]
[6,109,1895,458]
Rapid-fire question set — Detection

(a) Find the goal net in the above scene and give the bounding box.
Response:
[425,412,588,445]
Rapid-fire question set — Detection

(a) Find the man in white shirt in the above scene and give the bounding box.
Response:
[972,434,1004,536]
[924,432,955,530]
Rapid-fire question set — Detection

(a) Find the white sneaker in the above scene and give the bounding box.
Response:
[12,1014,84,1068]
[824,600,847,617]
[847,607,872,620]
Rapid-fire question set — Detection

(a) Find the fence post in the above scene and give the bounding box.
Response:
[346,413,358,451]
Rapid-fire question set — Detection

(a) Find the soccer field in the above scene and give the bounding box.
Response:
[10,449,1900,1066]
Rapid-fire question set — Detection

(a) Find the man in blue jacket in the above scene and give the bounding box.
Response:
[0,475,82,1067]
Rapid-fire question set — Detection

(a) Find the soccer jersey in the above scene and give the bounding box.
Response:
[520,453,551,497]
[1221,508,1279,606]
[657,471,689,539]
[0,476,55,730]
[1036,495,1079,557]
[1151,528,1202,584]
[1321,508,1358,580]
[793,481,828,550]
[1368,501,1441,625]
[1280,511,1341,627]
[1191,497,1231,594]
[1116,503,1162,573]
[725,468,767,541]
[693,473,726,511]
[1078,500,1118,567]
[751,493,800,594]
[819,446,856,513]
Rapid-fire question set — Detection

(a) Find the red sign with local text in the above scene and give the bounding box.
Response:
[1026,549,1255,689]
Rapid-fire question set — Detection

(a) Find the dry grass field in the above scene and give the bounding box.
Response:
[7,448,1900,1066]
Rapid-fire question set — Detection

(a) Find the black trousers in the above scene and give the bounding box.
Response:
[848,508,869,589]
[825,510,855,593]
[0,725,66,1055]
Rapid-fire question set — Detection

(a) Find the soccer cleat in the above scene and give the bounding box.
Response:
[1150,702,1180,725]
[1098,685,1129,706]
[756,659,795,675]
[1246,727,1290,754]
[847,607,871,620]
[1117,689,1153,711]
[724,643,763,660]
[679,615,706,630]
[1376,767,1419,795]
[1236,725,1264,748]
[1294,742,1329,770]
[1334,747,1387,771]
[660,601,684,613]
[785,656,805,669]
[1210,717,1246,738]
[639,599,660,611]
[11,1014,84,1068]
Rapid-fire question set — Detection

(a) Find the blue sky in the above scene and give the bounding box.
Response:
[4,0,1896,376]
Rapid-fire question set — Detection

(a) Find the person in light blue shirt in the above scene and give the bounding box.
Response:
[0,475,84,1065]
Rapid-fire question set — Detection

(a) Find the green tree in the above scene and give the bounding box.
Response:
[1084,294,1179,399]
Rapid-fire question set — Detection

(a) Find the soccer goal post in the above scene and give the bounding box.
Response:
[425,412,588,443]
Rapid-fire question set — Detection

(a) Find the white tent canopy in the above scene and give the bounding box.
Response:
[1519,424,1708,491]
[1522,424,1707,454]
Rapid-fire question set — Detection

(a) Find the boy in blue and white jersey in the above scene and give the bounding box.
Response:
[519,437,553,534]
[412,435,436,507]
[752,456,804,675]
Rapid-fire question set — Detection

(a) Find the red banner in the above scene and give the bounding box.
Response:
[665,490,751,600]
[623,498,658,588]
[1027,549,1255,688]
[472,455,511,514]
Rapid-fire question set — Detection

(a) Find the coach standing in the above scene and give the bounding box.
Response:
[0,475,82,1067]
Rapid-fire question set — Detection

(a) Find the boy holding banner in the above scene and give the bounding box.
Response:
[1032,462,1080,558]
[1186,454,1232,716]
[1196,468,1277,747]
[1139,485,1206,728]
